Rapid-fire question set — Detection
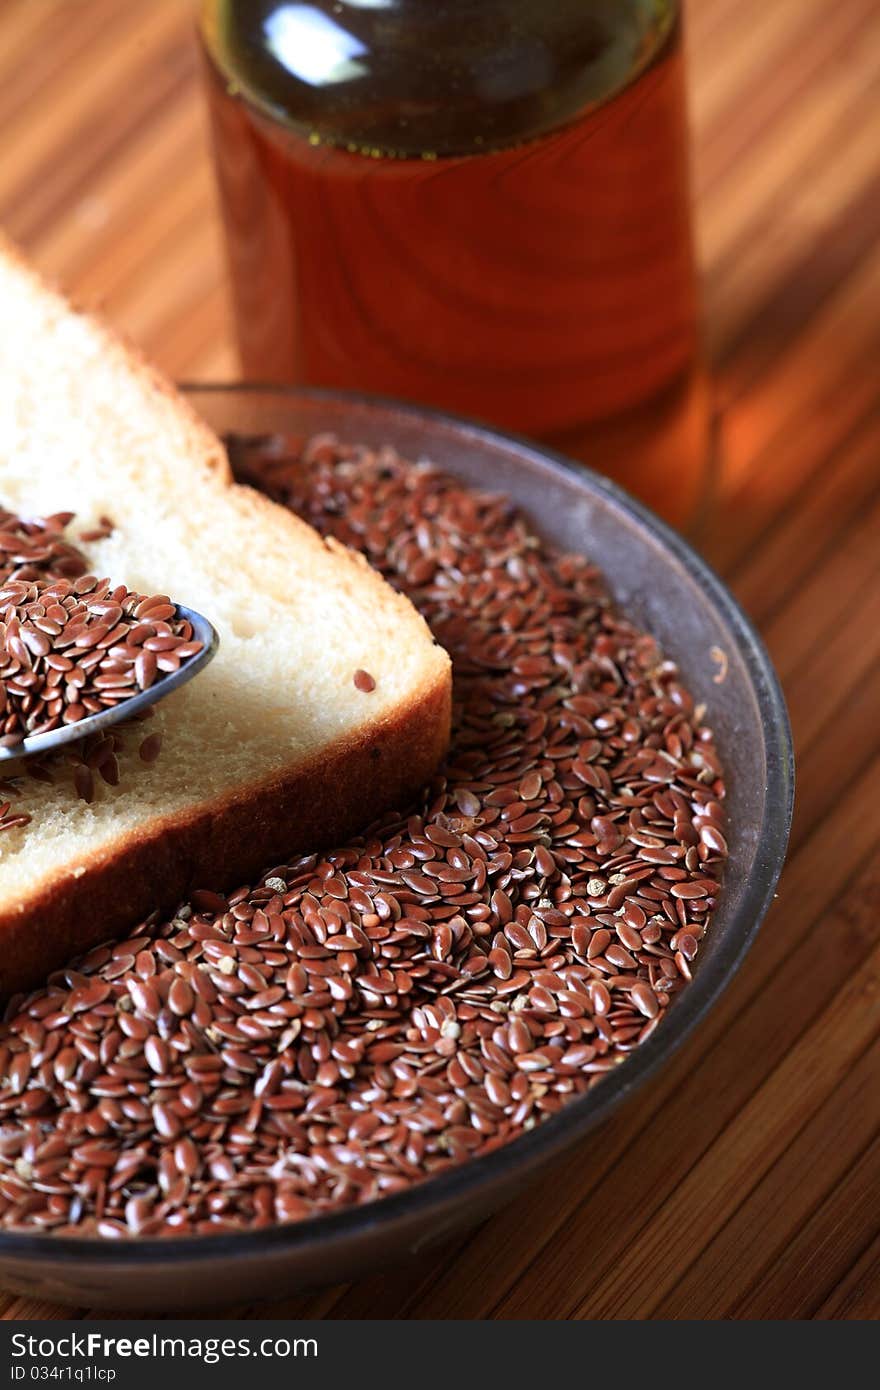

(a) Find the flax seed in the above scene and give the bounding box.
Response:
[0,436,726,1238]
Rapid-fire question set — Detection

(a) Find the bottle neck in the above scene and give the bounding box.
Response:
[200,0,679,158]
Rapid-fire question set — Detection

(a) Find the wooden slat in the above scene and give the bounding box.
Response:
[697,16,880,279]
[652,1037,880,1317]
[815,1219,880,1320]
[736,1136,880,1318]
[692,0,877,200]
[687,0,829,137]
[706,96,880,372]
[717,243,880,493]
[730,412,880,623]
[0,0,877,1320]
[1,5,187,221]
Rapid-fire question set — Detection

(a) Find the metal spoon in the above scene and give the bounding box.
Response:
[0,606,219,762]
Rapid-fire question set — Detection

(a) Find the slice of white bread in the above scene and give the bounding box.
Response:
[0,240,451,996]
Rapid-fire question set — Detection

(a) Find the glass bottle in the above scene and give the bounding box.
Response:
[200,1,706,526]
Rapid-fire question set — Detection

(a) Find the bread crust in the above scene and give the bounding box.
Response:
[0,667,451,998]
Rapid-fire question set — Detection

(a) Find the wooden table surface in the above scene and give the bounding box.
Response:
[1,0,878,1321]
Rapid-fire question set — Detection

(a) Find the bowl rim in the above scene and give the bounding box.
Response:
[0,383,794,1270]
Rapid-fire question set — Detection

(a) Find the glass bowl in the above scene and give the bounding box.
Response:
[0,386,794,1309]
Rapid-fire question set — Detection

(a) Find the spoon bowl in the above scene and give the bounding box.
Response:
[0,605,219,761]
